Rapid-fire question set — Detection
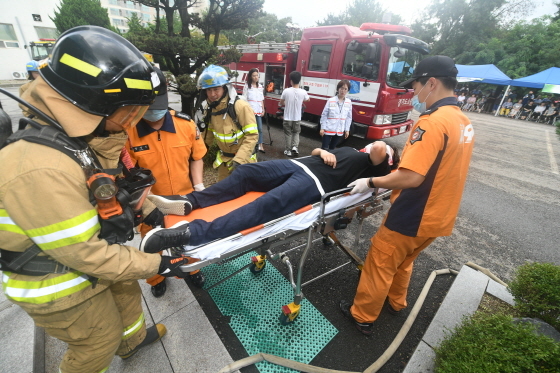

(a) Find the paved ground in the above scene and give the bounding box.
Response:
[1,86,559,373]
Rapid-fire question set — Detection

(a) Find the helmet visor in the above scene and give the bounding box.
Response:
[107,105,149,130]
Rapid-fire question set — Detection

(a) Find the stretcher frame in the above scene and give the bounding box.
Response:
[173,187,391,324]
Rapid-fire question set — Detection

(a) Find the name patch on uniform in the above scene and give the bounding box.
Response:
[132,145,150,152]
[410,127,426,145]
[175,112,192,121]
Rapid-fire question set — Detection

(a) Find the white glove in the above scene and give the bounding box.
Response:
[194,183,205,191]
[348,178,372,194]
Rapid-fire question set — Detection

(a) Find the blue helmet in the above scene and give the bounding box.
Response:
[197,65,230,89]
[26,60,40,72]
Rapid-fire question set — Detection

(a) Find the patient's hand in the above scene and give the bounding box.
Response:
[320,150,337,168]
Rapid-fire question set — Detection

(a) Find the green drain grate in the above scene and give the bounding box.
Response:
[201,251,338,373]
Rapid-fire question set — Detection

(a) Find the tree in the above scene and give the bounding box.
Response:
[128,0,261,114]
[222,12,301,44]
[553,2,560,22]
[51,0,114,34]
[316,0,403,27]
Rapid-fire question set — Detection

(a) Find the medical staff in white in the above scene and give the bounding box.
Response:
[320,79,352,150]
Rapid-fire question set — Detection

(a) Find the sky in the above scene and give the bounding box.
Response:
[263,0,558,28]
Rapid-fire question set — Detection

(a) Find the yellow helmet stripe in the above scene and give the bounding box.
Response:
[59,53,102,77]
[124,78,152,90]
[104,89,122,93]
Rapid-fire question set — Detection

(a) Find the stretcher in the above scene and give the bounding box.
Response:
[164,187,391,324]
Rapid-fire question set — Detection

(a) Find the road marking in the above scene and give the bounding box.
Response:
[545,130,559,174]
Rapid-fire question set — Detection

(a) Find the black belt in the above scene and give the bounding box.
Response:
[0,247,70,276]
[220,148,257,158]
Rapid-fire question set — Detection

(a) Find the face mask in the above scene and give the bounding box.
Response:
[411,82,432,113]
[143,109,167,122]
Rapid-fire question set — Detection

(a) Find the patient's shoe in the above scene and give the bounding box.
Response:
[140,221,191,253]
[147,194,193,216]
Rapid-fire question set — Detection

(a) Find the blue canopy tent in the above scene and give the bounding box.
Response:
[456,64,512,85]
[456,64,513,116]
[510,67,560,92]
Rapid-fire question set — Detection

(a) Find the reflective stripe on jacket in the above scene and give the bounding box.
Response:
[320,96,352,135]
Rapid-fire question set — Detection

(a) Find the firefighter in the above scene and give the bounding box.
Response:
[126,67,207,297]
[0,26,192,372]
[198,65,259,180]
[18,60,41,118]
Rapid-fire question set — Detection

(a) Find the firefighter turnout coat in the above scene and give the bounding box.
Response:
[205,95,259,172]
[0,78,160,316]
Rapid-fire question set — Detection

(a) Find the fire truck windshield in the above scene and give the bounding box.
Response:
[342,41,380,81]
[385,46,424,88]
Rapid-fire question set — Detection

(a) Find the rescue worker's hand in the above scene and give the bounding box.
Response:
[344,131,350,139]
[194,183,205,191]
[143,208,164,227]
[320,150,336,168]
[231,161,241,172]
[320,129,325,137]
[348,178,373,194]
[158,255,189,278]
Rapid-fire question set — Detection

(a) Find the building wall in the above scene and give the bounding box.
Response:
[0,0,60,81]
[100,0,156,34]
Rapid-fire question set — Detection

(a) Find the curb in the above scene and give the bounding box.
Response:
[403,265,514,372]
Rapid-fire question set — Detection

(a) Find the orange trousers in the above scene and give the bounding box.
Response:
[140,223,200,286]
[351,223,436,324]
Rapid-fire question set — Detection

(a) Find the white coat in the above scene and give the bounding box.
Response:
[320,96,352,135]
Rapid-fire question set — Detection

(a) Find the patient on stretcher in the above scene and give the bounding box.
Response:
[140,142,399,253]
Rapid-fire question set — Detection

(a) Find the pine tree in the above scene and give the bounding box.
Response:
[51,0,113,34]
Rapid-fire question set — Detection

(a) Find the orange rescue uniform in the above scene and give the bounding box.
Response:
[126,110,207,285]
[351,100,475,323]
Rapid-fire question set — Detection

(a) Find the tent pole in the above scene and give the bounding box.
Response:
[494,85,510,116]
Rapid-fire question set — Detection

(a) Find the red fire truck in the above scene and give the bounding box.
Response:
[223,23,430,140]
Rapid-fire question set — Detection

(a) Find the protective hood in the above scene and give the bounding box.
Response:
[20,76,104,137]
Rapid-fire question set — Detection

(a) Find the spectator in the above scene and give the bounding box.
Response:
[243,68,266,153]
[543,102,559,125]
[509,100,523,118]
[508,90,517,102]
[475,96,486,113]
[520,100,536,120]
[499,98,514,116]
[457,92,466,108]
[280,71,310,156]
[522,91,535,105]
[533,95,543,105]
[530,102,547,121]
[483,94,496,113]
[320,80,352,150]
[493,93,504,112]
[463,94,477,111]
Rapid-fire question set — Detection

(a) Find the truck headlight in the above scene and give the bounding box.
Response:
[373,114,393,125]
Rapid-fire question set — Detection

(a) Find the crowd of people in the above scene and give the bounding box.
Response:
[0,24,475,372]
[454,86,559,125]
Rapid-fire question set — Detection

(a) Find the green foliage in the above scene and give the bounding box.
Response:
[317,0,403,27]
[222,12,300,44]
[435,313,560,373]
[51,0,113,33]
[509,262,560,329]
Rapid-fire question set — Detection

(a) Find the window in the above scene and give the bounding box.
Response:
[110,8,120,15]
[342,41,381,81]
[385,47,423,88]
[109,0,118,4]
[0,24,19,48]
[112,18,125,26]
[34,27,58,39]
[143,13,151,21]
[308,44,332,72]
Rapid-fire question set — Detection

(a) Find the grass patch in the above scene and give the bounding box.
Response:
[435,312,560,373]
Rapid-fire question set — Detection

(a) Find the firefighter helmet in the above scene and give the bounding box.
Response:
[26,61,40,72]
[39,25,157,117]
[197,65,230,89]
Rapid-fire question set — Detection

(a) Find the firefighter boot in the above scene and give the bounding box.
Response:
[140,221,191,253]
[147,194,193,216]
[119,324,167,359]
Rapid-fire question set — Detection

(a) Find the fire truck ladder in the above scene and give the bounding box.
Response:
[218,43,299,53]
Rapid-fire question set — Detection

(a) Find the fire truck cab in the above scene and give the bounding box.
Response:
[225,23,430,140]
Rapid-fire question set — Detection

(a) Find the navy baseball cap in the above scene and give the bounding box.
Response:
[399,55,458,89]
[149,67,168,110]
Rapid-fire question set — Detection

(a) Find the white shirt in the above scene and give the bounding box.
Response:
[281,87,309,121]
[242,84,264,115]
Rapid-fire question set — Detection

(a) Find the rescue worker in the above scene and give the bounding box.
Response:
[0,26,192,372]
[340,55,475,335]
[19,60,41,118]
[126,67,207,297]
[198,65,259,180]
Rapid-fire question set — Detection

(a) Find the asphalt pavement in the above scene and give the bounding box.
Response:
[1,85,559,373]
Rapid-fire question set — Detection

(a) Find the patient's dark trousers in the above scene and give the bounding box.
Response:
[187,160,321,246]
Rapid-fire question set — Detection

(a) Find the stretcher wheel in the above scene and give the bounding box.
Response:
[249,261,266,274]
[279,313,294,325]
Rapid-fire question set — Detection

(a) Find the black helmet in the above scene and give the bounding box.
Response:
[39,25,156,117]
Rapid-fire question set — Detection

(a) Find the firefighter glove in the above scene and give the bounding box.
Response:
[158,255,189,278]
[348,178,373,195]
[194,183,205,191]
[143,208,164,227]
[231,161,241,172]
